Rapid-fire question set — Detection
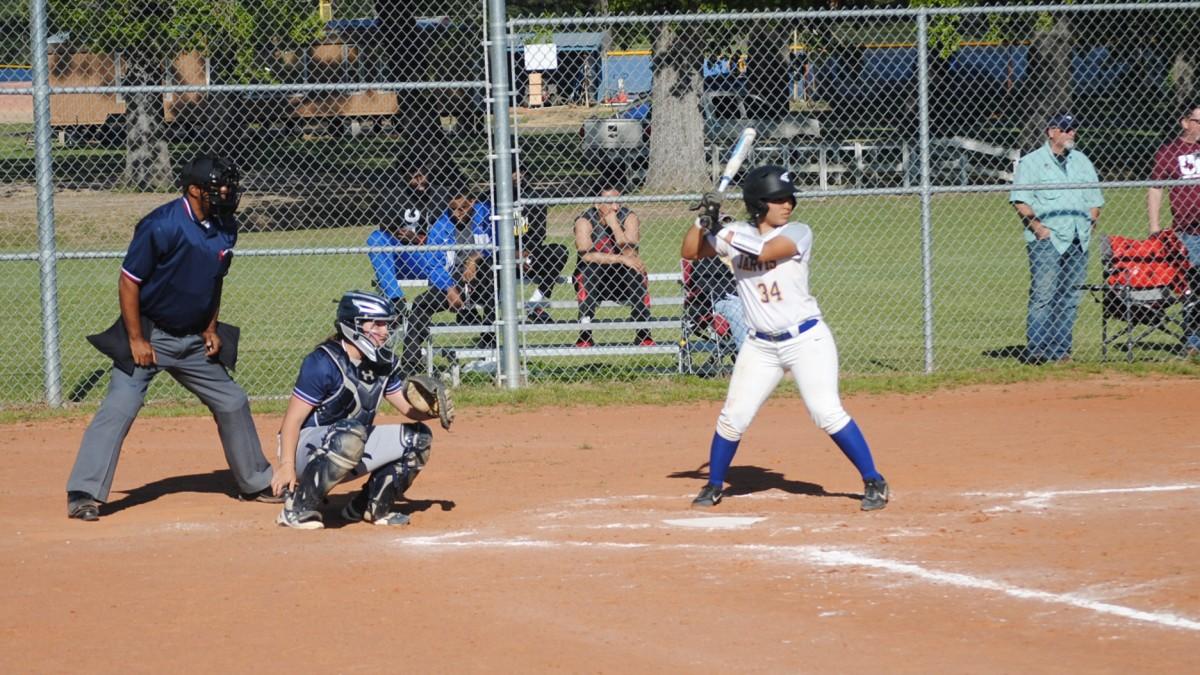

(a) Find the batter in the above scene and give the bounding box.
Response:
[680,165,889,511]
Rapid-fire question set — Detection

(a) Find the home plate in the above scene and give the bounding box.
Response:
[663,516,766,529]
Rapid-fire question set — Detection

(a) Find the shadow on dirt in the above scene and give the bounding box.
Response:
[104,469,237,515]
[668,463,860,502]
[315,493,457,529]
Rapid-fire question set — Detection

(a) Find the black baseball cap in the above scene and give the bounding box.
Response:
[1046,112,1079,131]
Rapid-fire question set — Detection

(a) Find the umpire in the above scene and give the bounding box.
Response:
[65,155,279,521]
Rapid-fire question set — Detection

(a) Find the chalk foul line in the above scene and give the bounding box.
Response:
[397,533,1200,632]
[761,545,1200,633]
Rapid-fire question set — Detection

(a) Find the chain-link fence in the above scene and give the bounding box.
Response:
[2,2,1199,407]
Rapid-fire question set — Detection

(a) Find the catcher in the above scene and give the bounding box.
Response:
[272,290,454,529]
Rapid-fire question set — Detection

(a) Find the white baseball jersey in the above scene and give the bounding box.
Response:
[711,221,821,334]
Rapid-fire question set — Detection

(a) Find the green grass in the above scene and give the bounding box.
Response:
[1,170,1193,406]
[4,359,1196,425]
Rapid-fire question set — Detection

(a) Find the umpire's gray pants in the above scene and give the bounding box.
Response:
[66,328,272,501]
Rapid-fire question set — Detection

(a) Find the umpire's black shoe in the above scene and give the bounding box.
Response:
[67,491,100,521]
[861,477,890,511]
[238,487,286,504]
[691,483,723,508]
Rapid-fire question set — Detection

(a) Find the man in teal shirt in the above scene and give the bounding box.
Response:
[1009,113,1105,364]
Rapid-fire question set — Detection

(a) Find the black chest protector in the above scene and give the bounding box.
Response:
[304,342,395,429]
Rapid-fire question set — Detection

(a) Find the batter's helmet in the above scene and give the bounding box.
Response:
[180,155,242,217]
[741,165,797,220]
[336,290,402,369]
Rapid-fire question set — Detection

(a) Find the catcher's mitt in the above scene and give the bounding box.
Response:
[403,374,455,430]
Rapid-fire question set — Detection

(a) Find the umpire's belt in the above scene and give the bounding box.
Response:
[752,318,819,342]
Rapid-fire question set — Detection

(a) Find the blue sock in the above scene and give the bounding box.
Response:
[830,419,882,481]
[707,432,740,485]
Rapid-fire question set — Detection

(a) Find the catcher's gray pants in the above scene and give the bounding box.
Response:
[295,423,427,479]
[66,328,271,502]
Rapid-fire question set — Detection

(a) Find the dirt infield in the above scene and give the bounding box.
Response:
[0,82,32,124]
[2,374,1197,672]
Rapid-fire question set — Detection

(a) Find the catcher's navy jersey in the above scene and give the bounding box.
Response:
[120,197,236,334]
[293,340,403,428]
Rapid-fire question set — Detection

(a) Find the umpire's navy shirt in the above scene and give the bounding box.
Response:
[120,197,236,335]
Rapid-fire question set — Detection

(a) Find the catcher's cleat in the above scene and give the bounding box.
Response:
[340,488,411,525]
[237,486,286,504]
[691,483,724,508]
[369,511,411,526]
[276,506,324,530]
[861,477,890,511]
[67,491,100,521]
[340,489,369,522]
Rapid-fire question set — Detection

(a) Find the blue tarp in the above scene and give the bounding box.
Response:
[0,68,31,83]
[601,45,1166,101]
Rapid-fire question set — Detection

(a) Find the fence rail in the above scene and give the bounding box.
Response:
[2,1,1199,406]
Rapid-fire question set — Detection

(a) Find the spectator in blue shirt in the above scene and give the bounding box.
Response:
[66,155,279,521]
[399,189,496,375]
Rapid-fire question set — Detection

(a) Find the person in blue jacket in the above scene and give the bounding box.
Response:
[399,189,495,375]
[367,163,453,309]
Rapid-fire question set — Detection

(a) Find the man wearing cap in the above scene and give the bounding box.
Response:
[1147,103,1200,357]
[65,155,280,522]
[1009,113,1105,364]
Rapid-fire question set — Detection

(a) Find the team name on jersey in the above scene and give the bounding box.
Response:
[737,257,778,272]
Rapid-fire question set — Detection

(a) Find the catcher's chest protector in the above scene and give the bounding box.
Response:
[308,342,391,429]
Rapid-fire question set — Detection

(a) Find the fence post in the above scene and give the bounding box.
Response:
[486,0,520,389]
[29,0,63,406]
[916,10,935,374]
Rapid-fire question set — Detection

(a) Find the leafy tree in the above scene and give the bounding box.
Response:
[1,4,29,65]
[604,0,845,192]
[48,0,321,189]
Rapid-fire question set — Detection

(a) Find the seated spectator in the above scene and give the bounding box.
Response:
[513,168,568,324]
[572,187,653,347]
[367,162,456,307]
[685,255,748,355]
[399,189,496,375]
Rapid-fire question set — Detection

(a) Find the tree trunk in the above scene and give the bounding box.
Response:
[644,22,707,193]
[1019,14,1072,151]
[378,0,451,169]
[746,23,792,118]
[201,91,241,158]
[121,54,172,191]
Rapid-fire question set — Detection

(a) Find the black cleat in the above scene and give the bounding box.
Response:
[67,491,100,521]
[691,483,724,508]
[861,478,890,511]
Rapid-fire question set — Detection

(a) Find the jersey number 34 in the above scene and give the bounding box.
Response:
[756,281,783,303]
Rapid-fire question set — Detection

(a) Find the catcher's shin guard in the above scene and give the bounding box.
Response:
[363,422,432,522]
[284,420,368,522]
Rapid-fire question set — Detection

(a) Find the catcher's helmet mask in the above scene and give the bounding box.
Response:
[180,155,243,218]
[336,290,402,368]
[741,165,797,221]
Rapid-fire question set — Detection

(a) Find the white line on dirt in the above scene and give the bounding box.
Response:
[396,533,1200,632]
[793,547,1200,632]
[967,483,1200,510]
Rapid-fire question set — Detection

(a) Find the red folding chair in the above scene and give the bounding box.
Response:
[1084,230,1192,361]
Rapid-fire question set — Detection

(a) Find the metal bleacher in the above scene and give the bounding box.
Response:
[402,271,689,383]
